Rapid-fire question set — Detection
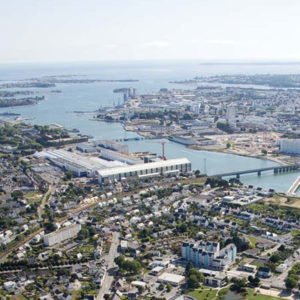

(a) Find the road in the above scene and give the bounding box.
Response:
[37,184,55,219]
[261,243,281,258]
[269,248,300,289]
[97,231,120,300]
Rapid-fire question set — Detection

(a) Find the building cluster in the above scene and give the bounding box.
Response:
[35,143,192,184]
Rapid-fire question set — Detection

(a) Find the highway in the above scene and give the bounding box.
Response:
[97,231,120,300]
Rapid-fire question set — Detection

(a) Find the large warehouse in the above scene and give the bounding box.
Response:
[97,158,192,184]
[35,149,125,177]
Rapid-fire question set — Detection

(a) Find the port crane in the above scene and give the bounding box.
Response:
[147,139,168,160]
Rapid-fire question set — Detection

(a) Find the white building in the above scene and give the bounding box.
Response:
[99,147,142,165]
[158,272,185,286]
[43,224,81,246]
[279,139,300,155]
[36,149,125,177]
[226,104,236,125]
[3,281,16,292]
[181,240,237,270]
[97,158,191,184]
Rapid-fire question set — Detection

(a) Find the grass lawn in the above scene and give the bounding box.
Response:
[246,236,258,248]
[246,289,280,300]
[24,191,43,204]
[188,287,230,300]
[189,288,281,300]
[71,290,82,299]
[189,288,218,300]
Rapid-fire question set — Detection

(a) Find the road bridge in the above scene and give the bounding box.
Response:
[214,164,299,179]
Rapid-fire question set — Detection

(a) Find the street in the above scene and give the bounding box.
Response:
[97,231,120,300]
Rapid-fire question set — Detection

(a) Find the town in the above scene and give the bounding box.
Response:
[0,111,300,299]
[96,77,300,166]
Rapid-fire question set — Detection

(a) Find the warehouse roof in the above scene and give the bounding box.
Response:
[96,158,191,177]
[37,149,125,171]
[158,272,185,285]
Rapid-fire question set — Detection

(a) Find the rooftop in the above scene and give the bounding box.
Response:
[97,157,191,177]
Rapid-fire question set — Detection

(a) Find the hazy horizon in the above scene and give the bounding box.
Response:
[1,0,300,64]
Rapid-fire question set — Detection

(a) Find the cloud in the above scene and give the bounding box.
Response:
[104,43,118,49]
[204,39,256,46]
[140,41,170,48]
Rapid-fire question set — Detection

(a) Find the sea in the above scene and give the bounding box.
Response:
[0,60,300,193]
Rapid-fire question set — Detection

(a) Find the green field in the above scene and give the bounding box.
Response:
[246,289,280,300]
[189,288,218,300]
[188,288,281,300]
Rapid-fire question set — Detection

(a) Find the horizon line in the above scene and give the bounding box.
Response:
[2,58,300,66]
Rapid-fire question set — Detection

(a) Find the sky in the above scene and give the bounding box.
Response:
[0,0,300,63]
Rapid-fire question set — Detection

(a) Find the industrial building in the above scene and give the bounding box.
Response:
[95,139,129,153]
[181,240,237,270]
[99,147,142,165]
[43,224,81,246]
[35,149,125,177]
[279,139,300,155]
[97,158,192,184]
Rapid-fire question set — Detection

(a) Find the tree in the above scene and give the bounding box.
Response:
[44,222,57,233]
[248,275,260,287]
[205,177,229,188]
[187,274,200,289]
[269,253,280,263]
[230,278,247,294]
[64,171,73,180]
[261,149,267,155]
[166,283,172,292]
[114,255,142,275]
[11,190,23,200]
[285,276,297,290]
[185,261,193,275]
[226,233,249,252]
[77,227,89,240]
[217,122,234,134]
[229,178,241,186]
[176,223,187,233]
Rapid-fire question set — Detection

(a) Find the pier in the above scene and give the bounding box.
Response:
[214,164,299,179]
[287,176,300,195]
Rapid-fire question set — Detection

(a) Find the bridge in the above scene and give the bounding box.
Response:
[214,164,299,179]
[287,176,300,195]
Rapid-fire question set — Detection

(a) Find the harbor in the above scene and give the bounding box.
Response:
[0,62,300,193]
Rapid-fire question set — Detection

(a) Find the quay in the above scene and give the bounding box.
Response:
[215,164,299,179]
